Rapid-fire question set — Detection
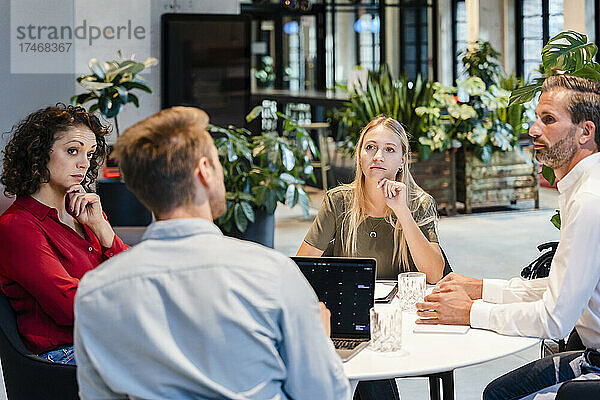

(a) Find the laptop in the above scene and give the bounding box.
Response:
[291,257,376,362]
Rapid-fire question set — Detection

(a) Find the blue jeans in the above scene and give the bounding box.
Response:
[39,345,76,365]
[483,351,584,400]
[353,379,400,400]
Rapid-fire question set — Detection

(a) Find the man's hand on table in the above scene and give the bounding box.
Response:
[318,302,331,337]
[415,284,473,325]
[435,272,483,300]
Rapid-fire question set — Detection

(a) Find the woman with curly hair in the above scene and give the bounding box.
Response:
[0,104,129,364]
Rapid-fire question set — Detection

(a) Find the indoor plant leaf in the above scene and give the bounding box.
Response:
[509,78,544,105]
[541,30,596,72]
[550,211,561,230]
[246,106,262,123]
[541,165,556,186]
[79,79,113,91]
[280,144,295,171]
[88,58,106,79]
[233,203,248,233]
[297,187,310,218]
[240,201,255,223]
[285,184,298,208]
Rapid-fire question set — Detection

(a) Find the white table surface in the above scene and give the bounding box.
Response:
[344,311,541,382]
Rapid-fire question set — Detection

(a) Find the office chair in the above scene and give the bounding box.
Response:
[0,291,79,400]
[555,380,600,399]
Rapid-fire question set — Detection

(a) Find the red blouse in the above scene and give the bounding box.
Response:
[0,196,129,354]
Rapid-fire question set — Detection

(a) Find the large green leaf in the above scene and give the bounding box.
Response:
[128,93,139,107]
[264,189,278,214]
[542,30,597,72]
[120,81,152,93]
[246,106,262,123]
[240,201,255,223]
[297,186,310,218]
[142,57,158,68]
[509,78,544,105]
[280,144,295,171]
[79,79,113,91]
[460,76,486,96]
[105,60,145,82]
[572,63,600,81]
[115,85,129,104]
[71,92,96,105]
[279,172,297,184]
[88,58,106,79]
[233,203,248,232]
[541,164,556,186]
[285,184,298,208]
[550,211,561,230]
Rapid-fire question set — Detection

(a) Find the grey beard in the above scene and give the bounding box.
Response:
[535,130,578,170]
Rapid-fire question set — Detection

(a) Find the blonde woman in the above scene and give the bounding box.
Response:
[297,116,447,400]
[298,115,445,283]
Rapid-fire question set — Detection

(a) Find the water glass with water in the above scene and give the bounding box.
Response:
[398,272,426,312]
[369,305,403,352]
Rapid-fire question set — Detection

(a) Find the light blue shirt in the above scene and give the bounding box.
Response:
[74,218,351,400]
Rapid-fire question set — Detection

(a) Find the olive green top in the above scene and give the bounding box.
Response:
[304,187,438,279]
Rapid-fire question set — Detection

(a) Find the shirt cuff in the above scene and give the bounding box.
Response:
[482,279,509,303]
[470,299,494,330]
[102,235,129,258]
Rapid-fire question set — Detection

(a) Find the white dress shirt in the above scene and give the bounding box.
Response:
[470,152,600,348]
[74,218,351,400]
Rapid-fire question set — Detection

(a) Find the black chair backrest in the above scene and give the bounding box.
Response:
[556,380,600,400]
[0,294,34,356]
[0,291,79,400]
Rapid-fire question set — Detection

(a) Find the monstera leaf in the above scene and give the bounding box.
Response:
[541,31,597,72]
[510,31,600,105]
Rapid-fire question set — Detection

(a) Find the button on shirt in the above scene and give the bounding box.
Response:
[0,196,129,354]
[75,218,351,400]
[470,153,600,348]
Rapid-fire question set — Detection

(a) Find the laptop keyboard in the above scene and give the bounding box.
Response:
[332,339,363,350]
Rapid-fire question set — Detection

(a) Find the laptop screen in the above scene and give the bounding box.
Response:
[291,257,375,339]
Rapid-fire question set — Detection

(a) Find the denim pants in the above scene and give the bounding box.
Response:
[353,379,400,400]
[39,345,76,365]
[483,351,585,400]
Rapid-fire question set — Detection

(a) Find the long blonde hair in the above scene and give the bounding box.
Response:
[339,115,438,271]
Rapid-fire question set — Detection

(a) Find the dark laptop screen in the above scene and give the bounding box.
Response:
[291,257,375,339]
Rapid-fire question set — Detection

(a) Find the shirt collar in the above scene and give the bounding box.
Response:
[14,196,53,220]
[557,152,600,194]
[141,218,223,241]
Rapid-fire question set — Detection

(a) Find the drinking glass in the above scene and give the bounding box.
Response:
[369,305,403,352]
[398,272,426,312]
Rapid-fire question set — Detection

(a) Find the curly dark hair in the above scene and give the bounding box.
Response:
[1,103,110,197]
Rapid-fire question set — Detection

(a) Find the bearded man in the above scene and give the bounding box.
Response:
[415,74,600,399]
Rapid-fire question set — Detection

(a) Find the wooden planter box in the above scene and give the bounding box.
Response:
[457,147,539,213]
[410,150,457,215]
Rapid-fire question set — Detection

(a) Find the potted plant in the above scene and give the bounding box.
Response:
[449,41,537,213]
[71,51,158,136]
[71,52,158,226]
[210,107,317,247]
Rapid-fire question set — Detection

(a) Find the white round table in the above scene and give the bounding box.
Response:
[344,311,541,399]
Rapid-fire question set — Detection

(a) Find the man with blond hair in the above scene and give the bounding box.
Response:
[73,106,351,399]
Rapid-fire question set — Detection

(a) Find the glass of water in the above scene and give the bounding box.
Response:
[370,305,403,352]
[398,272,426,312]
